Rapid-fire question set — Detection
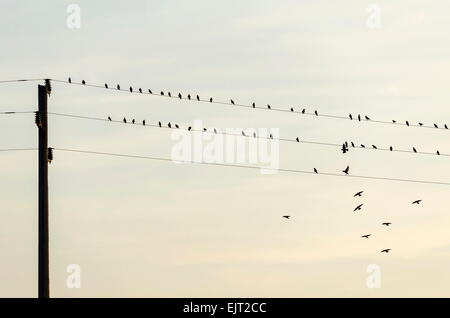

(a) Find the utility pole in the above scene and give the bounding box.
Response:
[37,84,49,298]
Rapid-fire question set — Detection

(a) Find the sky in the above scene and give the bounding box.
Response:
[1,0,450,297]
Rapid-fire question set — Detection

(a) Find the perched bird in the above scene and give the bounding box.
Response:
[269,134,273,139]
[68,77,72,83]
[82,80,86,85]
[434,124,439,128]
[108,116,112,121]
[342,165,350,175]
[168,122,171,128]
[353,204,363,212]
[252,102,256,108]
[445,124,448,130]
[241,131,246,136]
[372,145,377,149]
[351,142,355,148]
[296,137,299,142]
[282,215,291,219]
[392,120,397,123]
[267,104,271,109]
[142,120,146,126]
[406,120,410,126]
[381,249,391,253]
[160,91,164,96]
[210,97,213,103]
[360,144,366,148]
[132,119,135,124]
[412,200,422,205]
[123,118,127,123]
[349,114,353,120]
[214,128,217,134]
[341,145,348,154]
[178,93,182,99]
[203,128,207,131]
[129,86,133,93]
[175,124,179,128]
[390,146,393,151]
[139,88,143,93]
[105,83,108,89]
[188,94,191,100]
[302,109,306,114]
[230,99,235,105]
[188,126,192,131]
[437,150,440,155]
[354,191,364,197]
[158,121,162,127]
[253,132,257,138]
[313,168,318,174]
[382,222,392,226]
[148,89,153,94]
[168,92,171,97]
[365,116,370,120]
[290,107,294,112]
[418,123,423,126]
[361,234,371,239]
[358,114,361,121]
[413,147,417,153]
[196,95,200,101]
[314,110,318,116]
[117,84,120,90]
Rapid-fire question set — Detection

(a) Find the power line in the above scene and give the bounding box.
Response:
[0,111,36,114]
[47,112,450,158]
[53,147,450,186]
[0,79,45,84]
[51,78,450,132]
[0,148,37,152]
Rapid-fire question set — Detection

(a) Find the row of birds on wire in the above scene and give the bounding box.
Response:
[282,192,424,254]
[64,77,450,131]
[106,115,446,157]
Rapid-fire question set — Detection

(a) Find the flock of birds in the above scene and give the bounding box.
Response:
[283,195,423,254]
[68,78,449,132]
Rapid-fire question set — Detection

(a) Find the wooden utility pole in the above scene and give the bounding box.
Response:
[37,84,49,298]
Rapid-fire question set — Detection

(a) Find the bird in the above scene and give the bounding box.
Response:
[342,165,350,175]
[445,124,448,130]
[392,120,397,123]
[290,107,294,112]
[296,137,299,142]
[353,204,363,212]
[230,99,235,105]
[360,144,366,148]
[168,92,171,97]
[267,104,271,109]
[117,84,120,90]
[82,80,86,85]
[210,97,213,102]
[168,122,171,128]
[214,128,217,134]
[412,200,422,205]
[105,83,108,89]
[196,95,200,101]
[148,89,153,94]
[188,94,191,100]
[313,168,318,174]
[252,102,256,108]
[381,249,391,253]
[341,145,348,154]
[361,234,371,239]
[437,150,440,155]
[351,142,355,148]
[178,93,182,99]
[358,114,361,121]
[382,222,392,226]
[302,109,306,114]
[203,128,207,131]
[253,132,257,138]
[282,215,291,219]
[390,146,393,151]
[160,91,164,96]
[188,126,192,131]
[349,114,353,120]
[413,147,417,153]
[418,123,423,126]
[142,120,146,126]
[314,110,318,116]
[132,119,135,124]
[372,145,377,149]
[139,88,143,93]
[129,86,133,93]
[269,134,273,139]
[434,124,439,128]
[354,191,364,197]
[365,116,370,120]
[123,118,127,123]
[241,131,246,136]
[175,124,179,128]
[406,120,410,126]
[108,116,112,121]
[158,121,162,127]
[68,77,72,83]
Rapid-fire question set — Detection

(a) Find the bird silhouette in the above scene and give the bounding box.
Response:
[139,88,142,93]
[129,86,133,93]
[267,104,271,109]
[132,119,135,124]
[419,123,423,126]
[68,77,72,83]
[382,222,391,226]
[210,97,213,102]
[158,121,162,127]
[82,80,86,85]
[351,142,355,147]
[381,249,391,253]
[354,191,363,197]
[296,137,299,142]
[353,204,363,212]
[342,165,350,175]
[269,134,273,139]
[196,95,200,101]
[178,93,182,99]
[341,145,348,154]
[412,200,422,205]
[252,102,255,108]
[105,83,108,89]
[168,92,171,97]
[360,144,366,148]
[168,122,171,128]
[108,116,112,121]
[392,120,397,123]
[390,146,393,151]
[413,147,417,153]
[406,121,410,126]
[117,84,120,90]
[175,124,179,128]
[290,107,294,112]
[437,150,440,155]
[203,128,207,131]
[445,124,448,129]
[282,216,291,219]
[349,114,353,120]
[314,110,318,116]
[188,126,192,131]
[214,128,217,134]
[241,131,246,136]
[123,118,127,123]
[160,91,164,96]
[372,145,377,149]
[230,99,235,105]
[365,116,370,120]
[313,168,318,174]
[142,120,146,126]
[361,234,371,239]
[148,89,153,94]
[434,124,438,128]
[253,132,257,138]
[358,115,361,121]
[188,94,191,100]
[302,109,306,114]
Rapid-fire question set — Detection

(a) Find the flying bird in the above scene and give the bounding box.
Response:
[360,144,366,148]
[175,124,179,128]
[418,123,423,126]
[406,120,410,126]
[168,92,171,97]
[160,91,164,96]
[241,131,246,136]
[282,215,291,219]
[148,89,152,94]
[290,108,294,112]
[381,249,391,253]
[372,145,377,149]
[445,124,448,129]
[296,137,299,142]
[361,234,371,239]
[434,124,439,128]
[437,150,440,155]
[382,222,392,226]
[342,165,350,175]
[365,116,370,120]
[353,204,363,212]
[351,142,355,148]
[392,120,397,123]
[354,191,363,197]
[412,200,422,205]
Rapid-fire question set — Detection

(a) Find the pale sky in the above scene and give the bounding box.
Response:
[1,0,450,297]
